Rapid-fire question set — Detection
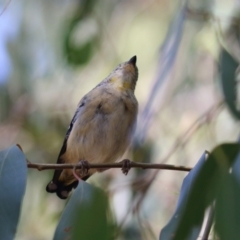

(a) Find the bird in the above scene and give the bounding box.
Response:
[46,56,139,199]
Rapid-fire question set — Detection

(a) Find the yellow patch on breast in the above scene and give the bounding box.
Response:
[121,82,131,90]
[109,76,132,91]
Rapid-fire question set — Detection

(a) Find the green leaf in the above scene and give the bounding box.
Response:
[220,49,240,119]
[215,173,240,240]
[54,181,114,240]
[173,143,240,239]
[160,152,207,240]
[214,145,240,240]
[160,143,240,240]
[0,145,27,240]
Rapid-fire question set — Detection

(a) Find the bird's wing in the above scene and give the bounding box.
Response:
[51,99,86,183]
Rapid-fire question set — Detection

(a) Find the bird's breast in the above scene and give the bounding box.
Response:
[65,90,137,164]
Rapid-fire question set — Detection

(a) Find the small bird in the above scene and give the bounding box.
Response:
[46,56,139,199]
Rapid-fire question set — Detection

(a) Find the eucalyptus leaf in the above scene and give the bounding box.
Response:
[0,145,27,240]
[215,142,240,240]
[160,143,240,240]
[220,49,240,119]
[172,143,240,240]
[215,173,240,240]
[160,152,207,240]
[54,181,113,240]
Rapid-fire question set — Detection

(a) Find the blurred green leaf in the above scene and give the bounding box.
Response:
[63,0,99,65]
[54,181,114,240]
[65,40,96,66]
[0,145,27,240]
[220,49,240,119]
[159,152,207,240]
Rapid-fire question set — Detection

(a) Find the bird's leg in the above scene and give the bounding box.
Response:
[121,159,132,175]
[78,160,90,177]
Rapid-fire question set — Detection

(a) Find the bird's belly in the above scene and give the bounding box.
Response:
[65,101,135,166]
[66,126,129,164]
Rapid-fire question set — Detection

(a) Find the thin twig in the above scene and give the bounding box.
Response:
[27,161,192,172]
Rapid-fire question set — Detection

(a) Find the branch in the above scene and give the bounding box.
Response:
[27,160,191,172]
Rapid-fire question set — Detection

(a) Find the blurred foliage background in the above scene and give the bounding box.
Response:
[0,0,240,239]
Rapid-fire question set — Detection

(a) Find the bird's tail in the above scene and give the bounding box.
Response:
[46,175,90,199]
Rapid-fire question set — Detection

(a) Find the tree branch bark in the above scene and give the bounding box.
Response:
[27,160,192,172]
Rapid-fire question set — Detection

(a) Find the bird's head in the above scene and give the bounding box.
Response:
[108,56,138,92]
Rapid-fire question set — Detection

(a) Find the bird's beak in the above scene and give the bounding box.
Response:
[128,55,137,65]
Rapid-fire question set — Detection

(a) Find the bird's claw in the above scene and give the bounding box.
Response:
[121,159,131,175]
[78,160,90,176]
